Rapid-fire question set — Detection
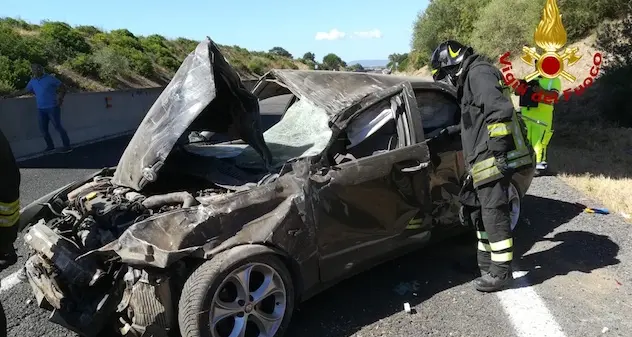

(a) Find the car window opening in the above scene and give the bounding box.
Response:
[414,90,460,139]
[330,98,400,164]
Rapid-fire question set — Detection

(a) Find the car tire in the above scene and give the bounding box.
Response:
[178,247,295,337]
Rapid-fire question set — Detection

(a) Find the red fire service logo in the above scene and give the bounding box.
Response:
[498,0,602,104]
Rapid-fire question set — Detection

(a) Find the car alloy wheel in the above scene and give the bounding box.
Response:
[210,262,287,337]
[508,182,521,231]
[179,248,295,337]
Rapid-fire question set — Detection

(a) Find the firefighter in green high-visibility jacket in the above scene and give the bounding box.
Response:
[519,75,561,174]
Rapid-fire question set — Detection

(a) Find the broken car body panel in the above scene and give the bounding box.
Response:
[112,37,272,191]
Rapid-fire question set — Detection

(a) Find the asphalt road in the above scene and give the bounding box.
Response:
[3,94,631,337]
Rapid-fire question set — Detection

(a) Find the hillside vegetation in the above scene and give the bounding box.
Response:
[0,18,354,94]
[404,0,632,217]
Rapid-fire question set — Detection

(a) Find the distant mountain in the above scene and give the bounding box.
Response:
[347,59,389,68]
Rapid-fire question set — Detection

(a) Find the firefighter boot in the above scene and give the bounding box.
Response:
[474,266,514,292]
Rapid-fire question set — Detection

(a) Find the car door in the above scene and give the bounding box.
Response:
[309,82,433,282]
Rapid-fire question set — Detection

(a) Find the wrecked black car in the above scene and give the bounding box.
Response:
[18,38,534,337]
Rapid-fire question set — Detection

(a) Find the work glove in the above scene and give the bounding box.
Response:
[493,151,513,176]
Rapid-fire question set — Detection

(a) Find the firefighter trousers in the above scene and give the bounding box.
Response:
[462,175,514,277]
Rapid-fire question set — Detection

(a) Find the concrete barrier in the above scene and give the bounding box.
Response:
[0,79,259,160]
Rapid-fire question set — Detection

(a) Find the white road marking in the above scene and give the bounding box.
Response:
[0,271,23,293]
[496,271,567,337]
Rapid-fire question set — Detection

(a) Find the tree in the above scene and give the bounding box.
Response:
[387,53,409,71]
[322,53,346,70]
[302,52,316,62]
[348,63,365,72]
[411,0,491,65]
[269,46,293,59]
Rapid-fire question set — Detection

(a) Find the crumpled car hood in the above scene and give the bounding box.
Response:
[112,37,272,191]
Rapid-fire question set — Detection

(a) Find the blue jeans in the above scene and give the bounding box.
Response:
[38,106,70,149]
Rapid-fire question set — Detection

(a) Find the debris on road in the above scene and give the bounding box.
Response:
[575,202,610,215]
[602,327,609,333]
[404,302,411,313]
[584,207,610,215]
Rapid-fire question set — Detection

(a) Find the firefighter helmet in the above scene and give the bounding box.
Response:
[429,40,473,86]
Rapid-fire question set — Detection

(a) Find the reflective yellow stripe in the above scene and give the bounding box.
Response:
[407,217,424,229]
[487,122,513,137]
[431,68,438,75]
[491,251,513,262]
[471,154,533,184]
[490,238,513,251]
[478,242,492,252]
[0,200,19,216]
[476,231,488,240]
[470,110,534,185]
[0,211,19,228]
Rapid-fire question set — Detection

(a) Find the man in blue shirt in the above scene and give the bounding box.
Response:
[6,63,72,153]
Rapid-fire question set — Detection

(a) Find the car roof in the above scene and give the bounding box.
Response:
[256,69,456,118]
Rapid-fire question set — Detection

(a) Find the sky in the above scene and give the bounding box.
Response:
[1,0,428,63]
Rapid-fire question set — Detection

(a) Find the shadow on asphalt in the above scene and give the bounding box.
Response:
[287,194,619,337]
[512,195,620,288]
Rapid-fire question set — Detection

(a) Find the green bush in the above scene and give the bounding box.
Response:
[0,80,14,95]
[0,56,32,90]
[11,59,32,89]
[40,21,91,55]
[74,25,102,37]
[66,53,100,77]
[559,0,629,40]
[411,0,491,65]
[92,47,129,84]
[0,17,36,30]
[247,57,268,75]
[470,0,546,58]
[129,51,155,77]
[157,56,180,71]
[109,29,143,51]
[89,32,110,47]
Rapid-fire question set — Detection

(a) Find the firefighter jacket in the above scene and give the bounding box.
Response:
[455,54,534,188]
[0,128,20,229]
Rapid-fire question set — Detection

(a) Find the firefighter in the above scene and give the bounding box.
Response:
[519,73,561,174]
[429,40,534,292]
[0,127,20,271]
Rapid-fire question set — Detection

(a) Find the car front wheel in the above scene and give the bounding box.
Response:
[178,248,295,337]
